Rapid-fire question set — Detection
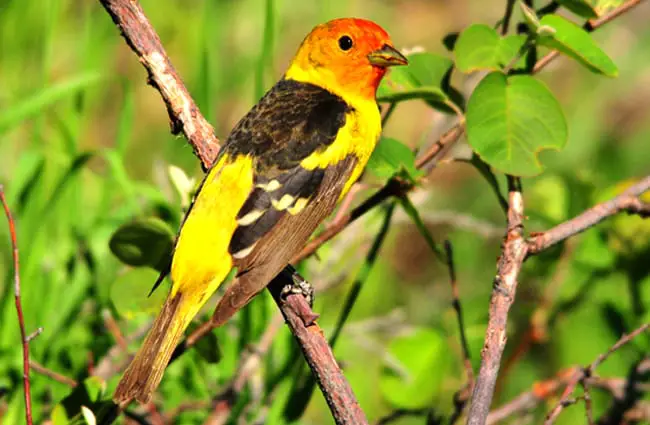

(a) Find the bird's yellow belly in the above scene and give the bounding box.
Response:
[170,154,253,299]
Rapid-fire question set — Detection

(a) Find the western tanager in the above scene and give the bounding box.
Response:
[114,17,406,404]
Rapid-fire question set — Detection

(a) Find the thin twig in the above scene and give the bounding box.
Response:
[29,360,78,388]
[1,185,34,425]
[544,323,650,425]
[467,176,527,425]
[527,176,650,255]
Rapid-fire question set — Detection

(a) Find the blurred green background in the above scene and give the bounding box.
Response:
[1,0,650,424]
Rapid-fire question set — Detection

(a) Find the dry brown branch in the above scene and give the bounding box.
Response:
[29,360,78,388]
[98,1,367,423]
[467,177,527,425]
[527,176,650,255]
[1,185,35,425]
[544,323,650,425]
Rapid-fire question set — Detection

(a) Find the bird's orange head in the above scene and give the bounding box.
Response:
[285,18,407,101]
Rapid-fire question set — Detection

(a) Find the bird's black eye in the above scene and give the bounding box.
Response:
[338,35,353,51]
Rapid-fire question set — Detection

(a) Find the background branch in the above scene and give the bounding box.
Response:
[1,185,36,425]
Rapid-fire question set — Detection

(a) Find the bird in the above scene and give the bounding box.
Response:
[113,17,407,405]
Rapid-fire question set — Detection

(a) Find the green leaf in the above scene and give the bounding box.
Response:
[377,52,455,112]
[379,328,448,409]
[538,14,618,77]
[366,137,422,180]
[109,217,175,271]
[454,24,527,73]
[466,72,567,177]
[0,72,103,134]
[556,0,599,18]
[110,267,168,318]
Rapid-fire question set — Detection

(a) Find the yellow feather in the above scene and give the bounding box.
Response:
[285,64,382,200]
[171,153,254,309]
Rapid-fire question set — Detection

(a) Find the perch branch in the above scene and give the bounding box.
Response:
[99,1,367,423]
[1,185,34,425]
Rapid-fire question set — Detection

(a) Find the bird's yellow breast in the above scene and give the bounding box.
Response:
[286,63,383,198]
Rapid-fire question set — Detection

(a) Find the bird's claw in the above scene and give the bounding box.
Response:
[280,272,315,308]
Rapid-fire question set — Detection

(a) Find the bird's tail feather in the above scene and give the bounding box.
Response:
[113,293,188,405]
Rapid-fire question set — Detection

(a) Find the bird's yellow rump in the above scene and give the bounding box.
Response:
[114,17,407,405]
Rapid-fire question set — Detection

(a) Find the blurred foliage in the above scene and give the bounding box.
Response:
[1,0,650,424]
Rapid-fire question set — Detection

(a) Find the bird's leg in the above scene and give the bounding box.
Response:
[280,267,315,308]
[275,265,320,326]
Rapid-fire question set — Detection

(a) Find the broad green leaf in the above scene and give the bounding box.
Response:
[557,0,599,18]
[455,24,527,72]
[110,267,167,318]
[109,217,175,271]
[466,72,567,177]
[538,14,618,77]
[0,72,102,134]
[379,328,448,409]
[366,137,422,180]
[377,52,455,112]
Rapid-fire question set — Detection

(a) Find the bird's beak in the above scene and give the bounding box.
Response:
[368,44,408,67]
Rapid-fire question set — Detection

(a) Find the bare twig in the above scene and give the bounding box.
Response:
[1,185,34,425]
[29,360,78,388]
[528,176,650,255]
[467,176,527,425]
[533,0,644,73]
[544,323,650,425]
[487,369,575,425]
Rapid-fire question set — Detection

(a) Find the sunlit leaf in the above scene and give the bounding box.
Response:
[466,72,567,176]
[538,14,618,77]
[366,137,422,180]
[455,24,527,72]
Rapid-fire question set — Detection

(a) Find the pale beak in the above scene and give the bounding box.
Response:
[368,44,408,67]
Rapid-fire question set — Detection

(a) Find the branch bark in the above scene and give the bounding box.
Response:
[467,177,527,425]
[98,1,367,423]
